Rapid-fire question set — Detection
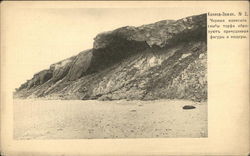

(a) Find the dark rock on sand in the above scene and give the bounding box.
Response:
[183,105,196,110]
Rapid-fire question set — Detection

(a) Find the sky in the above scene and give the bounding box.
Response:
[2,5,206,90]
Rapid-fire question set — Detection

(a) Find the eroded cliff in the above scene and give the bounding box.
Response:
[14,13,207,102]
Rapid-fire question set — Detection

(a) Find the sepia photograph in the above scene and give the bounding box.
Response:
[1,1,249,156]
[12,7,207,139]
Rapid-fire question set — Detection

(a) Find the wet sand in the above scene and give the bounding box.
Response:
[14,99,207,139]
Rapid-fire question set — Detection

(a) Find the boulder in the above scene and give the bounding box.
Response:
[182,105,196,109]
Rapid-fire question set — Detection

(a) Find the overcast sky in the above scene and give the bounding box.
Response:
[3,6,206,90]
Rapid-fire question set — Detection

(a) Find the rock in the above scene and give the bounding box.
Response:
[66,49,92,81]
[20,69,53,89]
[50,56,76,82]
[93,14,206,49]
[182,105,196,109]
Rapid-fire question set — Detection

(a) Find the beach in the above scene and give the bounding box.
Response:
[14,99,207,139]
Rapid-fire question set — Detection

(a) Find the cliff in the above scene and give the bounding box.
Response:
[14,13,207,102]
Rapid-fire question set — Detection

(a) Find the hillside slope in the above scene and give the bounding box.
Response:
[14,13,207,102]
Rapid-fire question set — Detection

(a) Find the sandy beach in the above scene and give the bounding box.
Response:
[14,99,207,139]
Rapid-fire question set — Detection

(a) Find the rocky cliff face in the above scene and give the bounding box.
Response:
[14,13,207,102]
